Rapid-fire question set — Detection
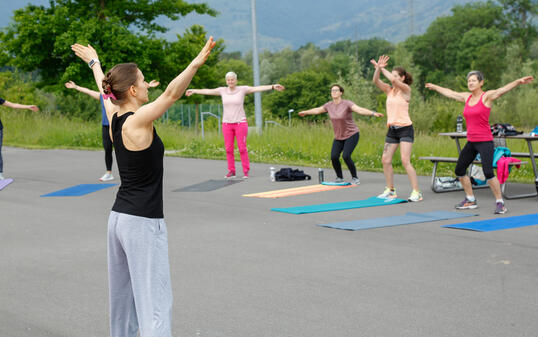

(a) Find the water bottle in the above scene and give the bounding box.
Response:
[318,168,324,184]
[456,115,463,133]
[270,167,276,182]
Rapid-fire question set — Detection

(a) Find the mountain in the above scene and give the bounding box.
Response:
[1,0,479,53]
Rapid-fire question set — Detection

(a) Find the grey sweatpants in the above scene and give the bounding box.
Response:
[107,211,173,337]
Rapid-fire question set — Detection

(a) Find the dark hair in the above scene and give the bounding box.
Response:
[466,70,484,82]
[102,63,139,104]
[393,67,413,85]
[330,84,344,94]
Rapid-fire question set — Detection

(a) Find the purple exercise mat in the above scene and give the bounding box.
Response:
[0,178,13,191]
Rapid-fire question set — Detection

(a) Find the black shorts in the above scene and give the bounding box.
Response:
[385,125,414,144]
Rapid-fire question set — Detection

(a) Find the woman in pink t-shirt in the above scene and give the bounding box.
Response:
[426,72,533,214]
[371,55,422,202]
[186,72,284,178]
[298,84,383,184]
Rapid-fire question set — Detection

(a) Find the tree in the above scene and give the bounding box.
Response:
[0,0,219,89]
[264,70,335,120]
[498,0,538,58]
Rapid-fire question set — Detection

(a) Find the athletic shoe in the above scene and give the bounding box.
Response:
[243,172,249,179]
[334,177,344,183]
[224,171,236,179]
[455,198,478,209]
[408,190,423,202]
[494,202,508,214]
[0,173,4,180]
[99,172,114,181]
[351,177,360,185]
[378,187,397,199]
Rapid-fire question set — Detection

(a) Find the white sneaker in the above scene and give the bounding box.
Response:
[99,172,114,181]
[378,187,397,199]
[0,173,4,180]
[334,177,344,183]
[407,190,423,202]
[351,177,360,185]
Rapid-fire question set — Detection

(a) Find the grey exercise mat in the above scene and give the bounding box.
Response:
[318,210,477,231]
[173,179,242,192]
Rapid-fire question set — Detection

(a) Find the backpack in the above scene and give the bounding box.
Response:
[274,168,311,181]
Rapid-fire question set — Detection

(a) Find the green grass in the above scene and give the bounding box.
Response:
[2,110,535,183]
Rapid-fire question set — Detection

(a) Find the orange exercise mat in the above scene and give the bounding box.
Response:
[243,184,355,198]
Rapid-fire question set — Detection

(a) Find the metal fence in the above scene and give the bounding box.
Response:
[161,103,222,128]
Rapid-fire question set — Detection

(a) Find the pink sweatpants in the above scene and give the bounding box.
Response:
[222,122,250,174]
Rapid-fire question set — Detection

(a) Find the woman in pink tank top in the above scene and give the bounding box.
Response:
[426,71,533,214]
[186,72,285,179]
[371,55,422,202]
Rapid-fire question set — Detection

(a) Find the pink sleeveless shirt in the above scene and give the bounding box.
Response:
[386,88,412,127]
[463,93,493,142]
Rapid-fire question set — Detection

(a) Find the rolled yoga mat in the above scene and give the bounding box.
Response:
[243,184,355,198]
[319,210,477,230]
[41,183,116,197]
[271,196,407,214]
[442,213,538,232]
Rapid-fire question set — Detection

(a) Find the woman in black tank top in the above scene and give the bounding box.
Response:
[72,38,216,337]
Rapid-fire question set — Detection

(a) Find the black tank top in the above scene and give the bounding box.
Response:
[111,112,164,218]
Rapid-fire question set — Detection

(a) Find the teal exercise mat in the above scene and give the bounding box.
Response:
[442,213,538,232]
[173,179,242,192]
[271,196,407,214]
[41,183,116,197]
[0,178,14,191]
[319,210,477,230]
[321,181,351,186]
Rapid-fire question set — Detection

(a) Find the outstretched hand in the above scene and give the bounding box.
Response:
[518,76,534,85]
[64,81,76,89]
[377,55,389,68]
[298,111,307,117]
[149,80,160,88]
[191,37,217,69]
[28,105,39,112]
[373,112,383,118]
[273,84,285,91]
[185,89,194,97]
[71,44,99,64]
[425,83,435,90]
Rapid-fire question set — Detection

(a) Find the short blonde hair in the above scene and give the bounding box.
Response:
[225,71,237,79]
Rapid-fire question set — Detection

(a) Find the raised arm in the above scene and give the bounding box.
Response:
[370,56,391,94]
[380,67,411,96]
[484,76,534,103]
[245,84,285,94]
[1,100,39,111]
[131,37,216,126]
[65,81,100,100]
[425,83,469,102]
[185,88,221,96]
[298,106,327,116]
[351,104,383,118]
[71,43,117,123]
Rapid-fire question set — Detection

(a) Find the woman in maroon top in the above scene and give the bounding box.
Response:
[299,84,382,184]
[426,72,533,214]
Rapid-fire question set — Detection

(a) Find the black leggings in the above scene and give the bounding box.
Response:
[455,141,495,180]
[331,132,359,179]
[102,125,113,171]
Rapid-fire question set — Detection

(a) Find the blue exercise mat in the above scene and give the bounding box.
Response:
[321,181,351,186]
[319,210,477,230]
[0,178,13,191]
[41,183,117,197]
[442,213,538,232]
[271,196,407,214]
